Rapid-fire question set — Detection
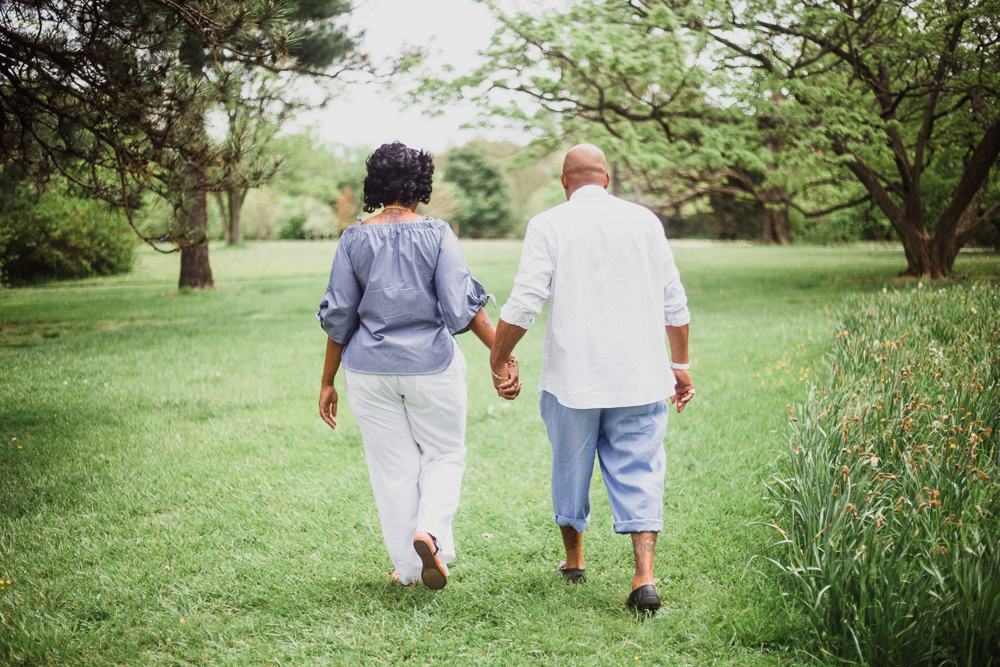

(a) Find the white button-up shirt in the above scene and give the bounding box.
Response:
[500,185,690,409]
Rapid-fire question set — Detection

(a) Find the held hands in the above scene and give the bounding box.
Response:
[319,384,338,430]
[669,369,695,413]
[492,357,522,400]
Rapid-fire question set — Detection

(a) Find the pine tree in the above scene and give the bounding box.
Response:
[0,0,358,287]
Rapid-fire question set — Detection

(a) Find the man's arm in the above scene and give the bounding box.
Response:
[490,319,527,399]
[666,324,694,413]
[490,220,552,400]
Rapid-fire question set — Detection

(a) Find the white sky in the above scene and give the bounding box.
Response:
[297,0,541,152]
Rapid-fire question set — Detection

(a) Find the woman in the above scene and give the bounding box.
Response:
[317,141,520,589]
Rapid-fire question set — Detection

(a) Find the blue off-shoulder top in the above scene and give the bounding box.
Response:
[317,218,489,375]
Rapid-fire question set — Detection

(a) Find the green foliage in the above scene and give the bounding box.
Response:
[768,283,1000,665]
[269,133,367,208]
[2,0,359,257]
[443,143,516,238]
[0,189,136,284]
[287,0,355,70]
[433,0,1000,271]
[277,214,308,240]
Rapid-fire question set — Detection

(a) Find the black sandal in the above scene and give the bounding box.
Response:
[557,561,586,584]
[626,584,661,613]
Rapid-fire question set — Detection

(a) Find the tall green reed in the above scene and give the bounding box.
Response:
[767,281,999,666]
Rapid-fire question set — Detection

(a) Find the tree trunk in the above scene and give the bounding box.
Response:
[839,114,1000,278]
[762,208,791,245]
[898,233,944,279]
[227,189,244,245]
[179,244,213,288]
[897,186,998,278]
[178,171,213,289]
[213,192,230,244]
[760,190,791,245]
[887,224,956,279]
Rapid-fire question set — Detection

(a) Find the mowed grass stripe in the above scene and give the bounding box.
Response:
[1,242,997,666]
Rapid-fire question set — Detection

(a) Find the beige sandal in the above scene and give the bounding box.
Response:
[391,570,414,588]
[412,532,447,590]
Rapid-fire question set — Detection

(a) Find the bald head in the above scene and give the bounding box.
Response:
[561,144,610,198]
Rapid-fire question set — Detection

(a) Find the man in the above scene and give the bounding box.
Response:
[490,144,694,613]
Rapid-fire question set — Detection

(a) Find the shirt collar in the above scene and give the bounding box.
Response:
[569,184,610,201]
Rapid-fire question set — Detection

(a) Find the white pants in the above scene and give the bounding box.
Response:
[344,345,468,585]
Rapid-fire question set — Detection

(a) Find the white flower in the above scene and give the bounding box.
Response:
[882,287,887,293]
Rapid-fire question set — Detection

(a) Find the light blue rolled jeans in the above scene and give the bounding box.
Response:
[540,391,668,534]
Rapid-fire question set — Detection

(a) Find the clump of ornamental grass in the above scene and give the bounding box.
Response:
[766,281,1000,667]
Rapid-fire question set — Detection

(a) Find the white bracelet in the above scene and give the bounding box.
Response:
[670,361,691,370]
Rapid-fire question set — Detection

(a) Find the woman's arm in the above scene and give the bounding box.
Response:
[467,307,496,350]
[469,308,521,399]
[319,337,345,430]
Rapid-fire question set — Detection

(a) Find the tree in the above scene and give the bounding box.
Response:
[212,0,358,246]
[692,0,1000,277]
[432,0,999,273]
[424,1,851,246]
[0,0,358,288]
[443,143,516,238]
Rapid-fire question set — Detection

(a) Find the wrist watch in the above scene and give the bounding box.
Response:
[670,361,691,370]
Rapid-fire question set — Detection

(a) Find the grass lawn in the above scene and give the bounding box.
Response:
[1,241,998,666]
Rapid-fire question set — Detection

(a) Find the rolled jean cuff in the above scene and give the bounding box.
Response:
[613,519,663,534]
[554,513,589,534]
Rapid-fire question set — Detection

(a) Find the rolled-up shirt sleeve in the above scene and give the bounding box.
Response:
[500,220,553,329]
[661,234,691,327]
[434,227,489,335]
[317,237,362,343]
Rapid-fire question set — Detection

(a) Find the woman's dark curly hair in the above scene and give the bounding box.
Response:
[361,141,434,213]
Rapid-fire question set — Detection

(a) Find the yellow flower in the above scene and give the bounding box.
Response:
[180,619,186,624]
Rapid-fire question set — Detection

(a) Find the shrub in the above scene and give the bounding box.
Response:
[0,190,136,284]
[443,144,515,238]
[277,214,307,240]
[767,282,999,666]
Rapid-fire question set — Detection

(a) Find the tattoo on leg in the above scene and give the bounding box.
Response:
[632,532,657,559]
